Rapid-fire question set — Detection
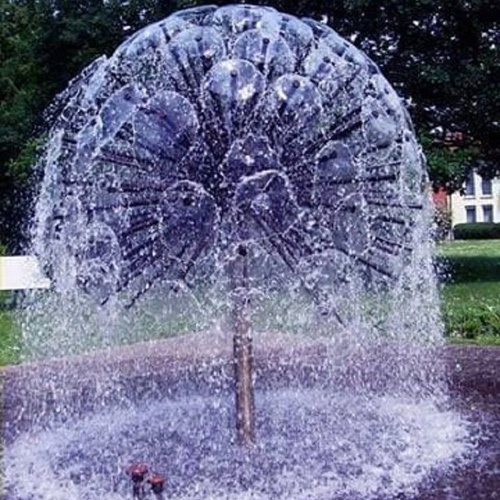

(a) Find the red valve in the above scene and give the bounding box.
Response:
[148,473,166,494]
[126,463,149,483]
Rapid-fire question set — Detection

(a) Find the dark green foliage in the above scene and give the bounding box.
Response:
[0,0,498,250]
[453,223,500,240]
[420,133,477,193]
[0,0,44,250]
[0,242,10,310]
[301,0,500,182]
[447,254,500,282]
[240,0,500,185]
[0,0,170,250]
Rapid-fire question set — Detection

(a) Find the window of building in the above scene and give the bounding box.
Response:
[481,177,492,196]
[483,205,493,223]
[465,171,475,196]
[466,206,476,223]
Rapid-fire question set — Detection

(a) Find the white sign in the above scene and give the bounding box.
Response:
[0,256,51,290]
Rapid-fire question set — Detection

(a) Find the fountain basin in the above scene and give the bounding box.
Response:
[2,337,498,499]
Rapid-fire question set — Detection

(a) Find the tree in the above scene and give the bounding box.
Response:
[0,0,159,250]
[1,0,498,250]
[293,0,500,186]
[0,0,48,251]
[224,0,499,187]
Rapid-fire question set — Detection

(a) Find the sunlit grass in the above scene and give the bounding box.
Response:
[0,310,21,365]
[0,240,498,366]
[438,239,500,342]
[437,239,500,258]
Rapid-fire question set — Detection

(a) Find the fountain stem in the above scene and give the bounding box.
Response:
[232,244,255,445]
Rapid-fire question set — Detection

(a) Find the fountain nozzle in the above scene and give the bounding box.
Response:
[126,463,149,498]
[126,463,149,483]
[148,473,166,497]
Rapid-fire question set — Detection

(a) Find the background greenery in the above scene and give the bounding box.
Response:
[0,239,498,366]
[453,222,500,240]
[438,239,500,344]
[1,0,499,251]
[0,309,20,364]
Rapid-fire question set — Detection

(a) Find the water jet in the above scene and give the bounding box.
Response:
[3,4,495,500]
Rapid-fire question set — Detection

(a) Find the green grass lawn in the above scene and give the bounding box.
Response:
[438,239,500,258]
[438,239,500,342]
[0,240,497,367]
[0,308,21,365]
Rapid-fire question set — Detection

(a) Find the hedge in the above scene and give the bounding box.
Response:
[453,223,500,240]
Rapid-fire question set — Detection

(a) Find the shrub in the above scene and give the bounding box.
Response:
[444,302,500,339]
[453,223,500,240]
[434,205,452,241]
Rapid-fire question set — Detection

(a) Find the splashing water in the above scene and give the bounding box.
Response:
[8,5,470,500]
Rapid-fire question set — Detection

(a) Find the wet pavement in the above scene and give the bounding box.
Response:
[1,342,498,499]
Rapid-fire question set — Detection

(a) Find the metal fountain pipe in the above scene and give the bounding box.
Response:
[232,243,255,445]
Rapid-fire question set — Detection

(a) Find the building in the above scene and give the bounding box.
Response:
[449,171,500,225]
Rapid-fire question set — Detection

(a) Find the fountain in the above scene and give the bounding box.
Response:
[3,4,496,500]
